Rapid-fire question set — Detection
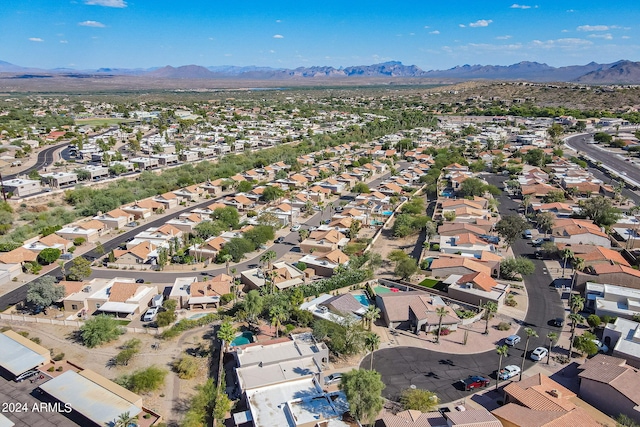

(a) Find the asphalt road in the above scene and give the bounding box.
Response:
[565,133,640,185]
[362,174,565,404]
[2,142,69,181]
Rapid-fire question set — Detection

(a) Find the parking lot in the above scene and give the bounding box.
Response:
[0,368,81,426]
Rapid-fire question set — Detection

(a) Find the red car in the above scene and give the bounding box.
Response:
[461,375,490,391]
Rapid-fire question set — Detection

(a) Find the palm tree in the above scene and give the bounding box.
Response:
[568,313,585,358]
[269,304,287,338]
[561,248,574,278]
[546,332,558,365]
[434,307,448,344]
[482,301,498,335]
[58,260,66,279]
[522,195,532,215]
[573,257,585,273]
[244,290,263,325]
[260,250,277,271]
[298,229,310,242]
[496,345,509,391]
[569,294,585,314]
[520,327,538,380]
[365,332,381,370]
[221,254,233,276]
[115,411,137,427]
[362,305,381,331]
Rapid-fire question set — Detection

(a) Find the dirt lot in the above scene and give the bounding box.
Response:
[0,320,215,425]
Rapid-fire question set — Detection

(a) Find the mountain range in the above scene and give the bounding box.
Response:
[2,59,640,83]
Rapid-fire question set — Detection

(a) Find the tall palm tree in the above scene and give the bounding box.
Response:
[569,294,585,314]
[496,345,509,391]
[546,332,558,365]
[561,248,574,278]
[221,254,233,276]
[568,313,585,358]
[520,327,538,380]
[244,290,263,325]
[363,306,381,331]
[260,250,277,271]
[365,332,381,370]
[434,307,448,344]
[483,301,498,335]
[269,304,287,338]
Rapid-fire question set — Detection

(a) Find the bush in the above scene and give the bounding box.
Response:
[156,310,177,327]
[30,337,41,344]
[173,356,198,379]
[434,327,450,336]
[220,293,234,305]
[285,324,296,334]
[161,313,220,340]
[115,366,167,393]
[79,315,124,348]
[53,352,65,361]
[497,322,511,331]
[47,366,55,372]
[56,366,63,372]
[430,243,440,251]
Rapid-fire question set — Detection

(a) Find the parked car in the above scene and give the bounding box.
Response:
[531,237,545,247]
[505,335,521,346]
[530,347,548,361]
[593,339,609,353]
[143,306,159,322]
[308,226,318,231]
[290,224,301,232]
[498,365,521,380]
[552,317,564,327]
[324,373,342,385]
[460,375,491,391]
[15,369,40,382]
[522,230,533,239]
[275,236,285,244]
[135,278,145,284]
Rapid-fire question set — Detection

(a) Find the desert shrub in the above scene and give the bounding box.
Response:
[47,366,55,372]
[497,322,511,331]
[53,353,65,361]
[173,356,198,379]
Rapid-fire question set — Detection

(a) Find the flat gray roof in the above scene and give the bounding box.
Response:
[40,371,141,426]
[0,333,46,376]
[0,413,14,427]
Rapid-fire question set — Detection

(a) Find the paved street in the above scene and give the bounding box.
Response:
[363,174,566,404]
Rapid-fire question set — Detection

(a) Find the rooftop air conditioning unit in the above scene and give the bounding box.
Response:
[82,286,92,293]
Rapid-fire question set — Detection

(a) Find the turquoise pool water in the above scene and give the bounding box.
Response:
[382,210,394,216]
[188,313,208,320]
[231,331,254,347]
[354,294,370,307]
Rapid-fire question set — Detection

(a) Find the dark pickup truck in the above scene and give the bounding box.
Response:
[461,375,490,391]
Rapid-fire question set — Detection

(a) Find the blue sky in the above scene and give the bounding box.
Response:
[1,0,638,70]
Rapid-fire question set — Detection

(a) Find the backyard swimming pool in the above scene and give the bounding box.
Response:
[354,294,370,307]
[231,331,255,347]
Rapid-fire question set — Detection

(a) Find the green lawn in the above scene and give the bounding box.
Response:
[75,118,136,126]
[114,319,131,326]
[419,278,440,288]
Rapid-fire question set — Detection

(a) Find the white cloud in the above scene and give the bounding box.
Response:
[272,34,284,39]
[622,35,631,39]
[28,37,43,42]
[79,20,106,27]
[469,19,493,28]
[59,40,68,44]
[459,24,466,28]
[84,0,126,7]
[589,33,613,40]
[429,30,440,35]
[424,26,430,29]
[510,4,531,9]
[567,9,575,12]
[275,19,282,23]
[496,35,512,40]
[561,29,569,33]
[269,50,275,53]
[577,25,610,31]
[530,38,593,49]
[224,53,232,57]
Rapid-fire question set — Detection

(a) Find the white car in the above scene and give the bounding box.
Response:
[15,369,40,382]
[143,306,159,322]
[324,373,342,385]
[505,335,521,346]
[290,224,301,232]
[530,347,548,361]
[593,339,609,353]
[498,365,521,380]
[308,226,318,231]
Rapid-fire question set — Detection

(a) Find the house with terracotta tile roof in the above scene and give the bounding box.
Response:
[56,221,103,243]
[491,373,610,427]
[447,272,510,307]
[521,183,560,198]
[300,229,349,254]
[531,202,577,217]
[588,264,640,289]
[166,213,204,233]
[298,249,350,277]
[187,274,232,309]
[0,246,38,265]
[556,244,629,268]
[224,194,255,211]
[439,233,497,257]
[430,255,495,278]
[173,184,205,202]
[241,262,305,291]
[113,241,156,265]
[94,208,134,229]
[153,191,179,209]
[38,233,73,252]
[190,236,227,260]
[578,354,640,423]
[376,291,460,333]
[437,222,488,237]
[551,219,610,248]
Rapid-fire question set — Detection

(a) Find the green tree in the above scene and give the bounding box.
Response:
[495,216,528,249]
[387,249,409,264]
[500,257,535,279]
[67,256,92,281]
[587,314,601,332]
[520,327,538,380]
[578,196,622,228]
[211,206,240,229]
[496,345,509,390]
[114,411,137,427]
[244,290,263,324]
[546,332,558,365]
[79,314,124,348]
[400,388,439,412]
[435,307,448,343]
[394,257,418,280]
[548,123,564,141]
[260,249,277,271]
[115,366,167,393]
[459,178,487,197]
[37,248,61,265]
[543,190,566,203]
[362,305,381,331]
[298,228,310,242]
[568,313,585,358]
[574,331,599,356]
[237,181,253,193]
[26,276,64,313]
[570,294,586,314]
[221,254,233,276]
[561,248,574,278]
[217,320,236,352]
[353,182,371,194]
[536,212,555,236]
[262,186,285,202]
[339,369,385,426]
[594,132,612,144]
[269,304,288,338]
